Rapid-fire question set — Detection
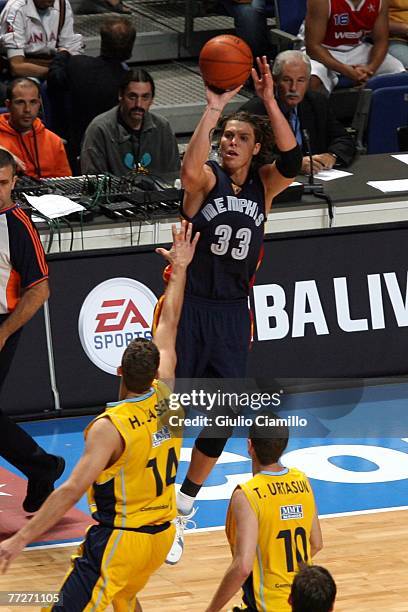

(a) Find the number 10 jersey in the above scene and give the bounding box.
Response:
[226,468,316,611]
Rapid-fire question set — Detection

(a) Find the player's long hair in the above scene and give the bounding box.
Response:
[214,111,275,168]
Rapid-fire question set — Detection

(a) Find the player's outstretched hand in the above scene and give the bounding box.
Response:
[205,84,243,110]
[0,535,25,574]
[156,221,200,268]
[252,56,275,104]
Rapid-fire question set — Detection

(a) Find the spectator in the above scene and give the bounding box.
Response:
[0,0,83,79]
[81,68,180,181]
[0,78,71,178]
[289,565,337,612]
[305,0,405,94]
[388,0,408,68]
[217,0,273,61]
[240,50,355,173]
[47,16,136,173]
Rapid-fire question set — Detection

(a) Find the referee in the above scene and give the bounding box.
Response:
[0,148,64,513]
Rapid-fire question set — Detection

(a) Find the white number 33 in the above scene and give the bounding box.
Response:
[210,224,252,260]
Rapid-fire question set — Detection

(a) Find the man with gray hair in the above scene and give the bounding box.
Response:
[241,50,355,174]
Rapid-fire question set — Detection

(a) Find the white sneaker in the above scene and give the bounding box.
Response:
[165,507,197,565]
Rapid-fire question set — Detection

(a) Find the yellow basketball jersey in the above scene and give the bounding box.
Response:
[85,379,182,529]
[389,0,408,40]
[226,467,316,612]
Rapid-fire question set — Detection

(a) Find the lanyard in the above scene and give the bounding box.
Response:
[18,128,41,178]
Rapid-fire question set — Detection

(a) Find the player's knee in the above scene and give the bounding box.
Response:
[195,437,229,458]
[309,75,325,93]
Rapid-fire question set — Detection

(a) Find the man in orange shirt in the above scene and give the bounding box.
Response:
[0,77,71,178]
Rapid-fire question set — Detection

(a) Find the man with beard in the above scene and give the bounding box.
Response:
[80,68,180,181]
[241,50,355,175]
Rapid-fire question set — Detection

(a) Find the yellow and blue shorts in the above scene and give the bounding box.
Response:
[44,522,174,611]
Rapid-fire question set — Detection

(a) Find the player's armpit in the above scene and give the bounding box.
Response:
[181,164,217,218]
[259,164,296,215]
[74,418,125,490]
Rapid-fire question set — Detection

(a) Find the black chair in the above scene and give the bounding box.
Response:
[365,72,408,92]
[270,0,306,50]
[397,126,408,152]
[365,86,408,154]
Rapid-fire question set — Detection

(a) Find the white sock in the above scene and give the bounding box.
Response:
[177,490,195,515]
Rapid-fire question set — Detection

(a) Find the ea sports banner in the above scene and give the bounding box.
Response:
[46,247,166,411]
[78,277,157,375]
[4,221,408,416]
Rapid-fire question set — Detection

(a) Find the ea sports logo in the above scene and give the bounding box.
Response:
[78,278,158,375]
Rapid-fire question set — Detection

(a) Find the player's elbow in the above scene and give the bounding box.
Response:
[180,166,196,191]
[42,281,50,302]
[305,41,320,61]
[180,163,205,193]
[36,279,50,304]
[9,58,27,77]
[233,557,253,581]
[311,539,323,557]
[58,482,83,506]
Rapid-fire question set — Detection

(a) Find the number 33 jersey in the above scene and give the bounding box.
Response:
[183,160,266,300]
[85,380,182,529]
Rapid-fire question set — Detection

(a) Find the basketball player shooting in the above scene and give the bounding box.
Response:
[166,56,303,564]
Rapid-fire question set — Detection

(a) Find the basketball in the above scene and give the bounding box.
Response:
[199,35,253,92]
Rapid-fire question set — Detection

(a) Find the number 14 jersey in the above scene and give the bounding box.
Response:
[85,380,182,529]
[183,160,266,300]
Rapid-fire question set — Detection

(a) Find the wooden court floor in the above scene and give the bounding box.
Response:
[1,510,407,611]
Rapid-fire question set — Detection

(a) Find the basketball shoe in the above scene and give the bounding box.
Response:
[23,455,66,513]
[165,506,197,565]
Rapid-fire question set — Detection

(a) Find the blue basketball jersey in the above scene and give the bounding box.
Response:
[182,161,265,300]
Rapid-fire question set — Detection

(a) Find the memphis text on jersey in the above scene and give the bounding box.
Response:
[201,195,264,227]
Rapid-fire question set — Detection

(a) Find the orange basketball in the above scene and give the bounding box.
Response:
[199,35,253,92]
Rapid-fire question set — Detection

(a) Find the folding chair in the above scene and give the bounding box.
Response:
[366,86,408,154]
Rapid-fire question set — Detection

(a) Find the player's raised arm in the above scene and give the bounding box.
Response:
[154,221,199,385]
[252,57,302,212]
[181,86,241,217]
